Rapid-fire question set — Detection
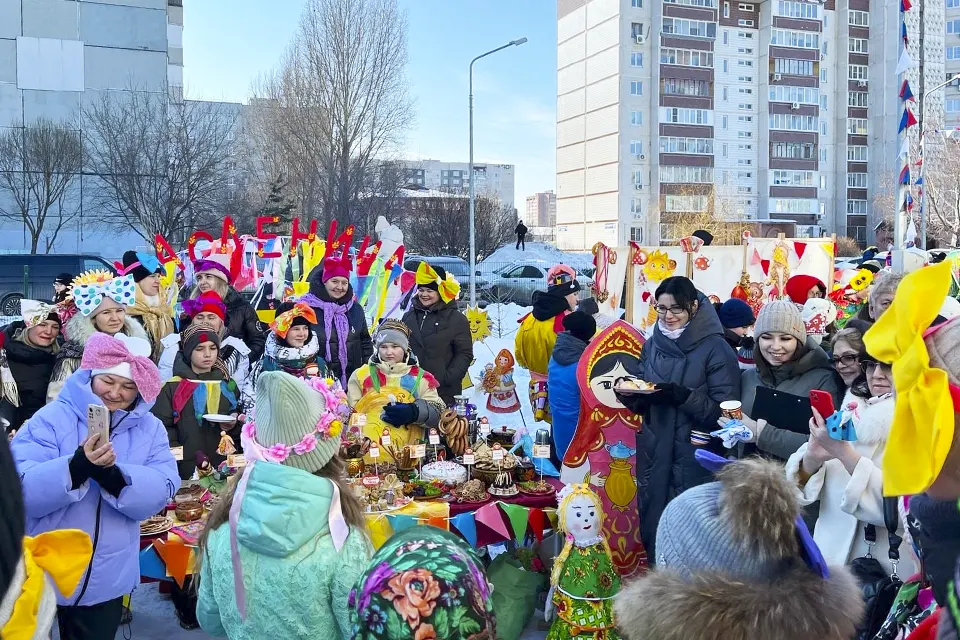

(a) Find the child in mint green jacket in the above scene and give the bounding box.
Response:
[196,371,371,639]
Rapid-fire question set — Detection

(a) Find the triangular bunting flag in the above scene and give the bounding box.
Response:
[451,512,478,547]
[528,508,546,542]
[750,248,763,266]
[153,538,192,588]
[794,242,807,261]
[901,22,909,44]
[900,80,916,102]
[821,243,835,258]
[474,502,512,543]
[916,176,924,187]
[901,0,912,12]
[898,137,910,159]
[899,164,911,185]
[545,509,559,531]
[899,109,918,133]
[139,545,172,582]
[501,503,531,542]
[426,516,448,531]
[896,49,916,75]
[760,259,771,275]
[387,514,418,534]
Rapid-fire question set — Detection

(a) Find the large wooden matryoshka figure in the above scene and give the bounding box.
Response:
[560,320,646,576]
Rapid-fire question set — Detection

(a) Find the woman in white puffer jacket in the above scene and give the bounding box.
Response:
[785,345,918,576]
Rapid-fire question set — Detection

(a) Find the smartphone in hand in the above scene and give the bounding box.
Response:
[87,404,109,443]
[808,390,835,419]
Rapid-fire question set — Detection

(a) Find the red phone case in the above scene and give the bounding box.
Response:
[809,390,835,417]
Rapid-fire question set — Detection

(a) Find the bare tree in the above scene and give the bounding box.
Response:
[403,194,515,260]
[658,185,752,245]
[921,137,960,247]
[83,91,238,246]
[0,120,83,253]
[247,0,414,232]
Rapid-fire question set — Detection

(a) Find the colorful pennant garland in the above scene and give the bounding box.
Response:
[897,0,917,248]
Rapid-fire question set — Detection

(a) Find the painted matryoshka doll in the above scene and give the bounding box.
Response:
[560,320,646,576]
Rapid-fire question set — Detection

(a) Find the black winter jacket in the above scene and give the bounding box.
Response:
[303,268,374,385]
[403,299,473,406]
[223,289,265,362]
[634,294,741,561]
[0,323,57,432]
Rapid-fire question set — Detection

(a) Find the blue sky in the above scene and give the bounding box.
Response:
[182,0,558,204]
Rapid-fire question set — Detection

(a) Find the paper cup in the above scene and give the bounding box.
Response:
[720,401,743,420]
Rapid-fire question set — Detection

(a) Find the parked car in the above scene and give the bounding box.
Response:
[0,254,116,315]
[403,255,471,281]
[477,260,594,305]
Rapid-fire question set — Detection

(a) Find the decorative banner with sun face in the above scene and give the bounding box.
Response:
[466,306,491,343]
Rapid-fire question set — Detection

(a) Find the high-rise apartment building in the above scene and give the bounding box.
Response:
[556,0,944,250]
[0,0,181,253]
[525,190,558,226]
[403,160,516,210]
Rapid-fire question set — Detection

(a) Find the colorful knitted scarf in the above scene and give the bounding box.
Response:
[170,376,238,423]
[298,292,352,388]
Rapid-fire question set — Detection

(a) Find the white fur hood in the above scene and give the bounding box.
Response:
[839,390,893,446]
[64,312,148,346]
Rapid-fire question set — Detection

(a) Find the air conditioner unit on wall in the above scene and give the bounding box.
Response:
[636,34,646,44]
[773,73,782,81]
[791,101,800,109]
[858,80,867,87]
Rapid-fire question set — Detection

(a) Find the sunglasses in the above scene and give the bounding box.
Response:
[831,354,860,367]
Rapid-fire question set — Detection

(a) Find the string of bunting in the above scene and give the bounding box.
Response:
[897,0,919,245]
[371,501,559,548]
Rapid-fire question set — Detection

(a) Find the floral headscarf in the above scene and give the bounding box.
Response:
[348,527,496,640]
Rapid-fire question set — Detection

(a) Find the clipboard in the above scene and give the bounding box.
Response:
[751,386,812,434]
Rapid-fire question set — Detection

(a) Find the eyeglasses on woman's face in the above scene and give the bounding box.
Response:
[831,354,860,368]
[654,305,685,317]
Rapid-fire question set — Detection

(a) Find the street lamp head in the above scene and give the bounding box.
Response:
[512,37,528,46]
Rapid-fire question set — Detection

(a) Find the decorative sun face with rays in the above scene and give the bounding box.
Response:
[466,306,491,343]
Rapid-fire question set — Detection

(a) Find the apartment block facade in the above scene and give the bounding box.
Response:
[0,0,181,253]
[403,160,517,210]
[556,0,944,250]
[525,190,558,226]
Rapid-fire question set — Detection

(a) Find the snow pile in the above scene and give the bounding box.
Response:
[481,243,593,273]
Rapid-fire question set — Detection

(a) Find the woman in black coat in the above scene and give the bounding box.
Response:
[401,264,473,406]
[300,256,373,388]
[616,277,741,561]
[0,301,61,435]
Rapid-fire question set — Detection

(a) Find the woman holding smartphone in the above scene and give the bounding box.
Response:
[784,344,916,575]
[10,332,178,640]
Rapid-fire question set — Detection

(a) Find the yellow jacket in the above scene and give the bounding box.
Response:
[515,313,565,377]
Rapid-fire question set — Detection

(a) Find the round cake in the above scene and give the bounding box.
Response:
[420,460,467,485]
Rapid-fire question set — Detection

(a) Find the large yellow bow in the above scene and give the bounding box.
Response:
[3,530,92,640]
[270,302,318,338]
[415,262,461,303]
[863,260,956,496]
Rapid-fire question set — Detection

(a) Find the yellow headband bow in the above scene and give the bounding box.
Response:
[863,260,956,496]
[415,262,461,303]
[270,302,318,339]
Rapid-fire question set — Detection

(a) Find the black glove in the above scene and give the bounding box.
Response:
[615,391,651,415]
[739,336,755,350]
[648,382,692,406]
[91,465,128,499]
[68,446,97,490]
[381,402,420,427]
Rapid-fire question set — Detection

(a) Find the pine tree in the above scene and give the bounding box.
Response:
[258,175,297,227]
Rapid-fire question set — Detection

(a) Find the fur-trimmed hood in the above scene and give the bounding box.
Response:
[63,312,148,346]
[615,561,864,640]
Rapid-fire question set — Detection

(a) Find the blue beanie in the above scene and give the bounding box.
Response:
[718,298,755,329]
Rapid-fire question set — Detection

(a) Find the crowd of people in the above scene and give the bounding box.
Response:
[0,241,959,640]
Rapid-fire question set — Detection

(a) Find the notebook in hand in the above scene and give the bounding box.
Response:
[751,386,812,434]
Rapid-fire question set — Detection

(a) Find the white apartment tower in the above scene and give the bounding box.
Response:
[556,0,945,249]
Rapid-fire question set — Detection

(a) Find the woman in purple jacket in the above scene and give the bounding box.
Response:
[11,332,178,640]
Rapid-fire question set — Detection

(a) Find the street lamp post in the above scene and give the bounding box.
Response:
[469,37,527,306]
[918,73,960,250]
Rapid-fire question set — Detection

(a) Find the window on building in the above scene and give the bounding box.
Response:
[820,95,828,110]
[947,99,960,112]
[849,10,869,26]
[769,85,819,103]
[848,64,868,80]
[738,59,754,67]
[722,115,728,128]
[949,18,960,33]
[632,167,644,189]
[738,103,754,110]
[630,81,643,95]
[738,87,753,94]
[849,38,869,54]
[737,158,753,166]
[739,31,754,38]
[660,48,714,67]
[630,140,644,156]
[631,52,644,67]
[773,58,815,75]
[949,46,960,61]
[770,29,820,49]
[631,198,643,213]
[632,0,643,6]
[847,146,868,162]
[659,136,714,154]
[664,195,710,211]
[821,121,826,136]
[772,170,815,186]
[630,227,643,242]
[723,59,728,72]
[738,144,753,150]
[820,148,827,163]
[737,47,754,54]
[631,22,644,38]
[771,198,819,214]
[660,107,713,125]
[738,115,753,122]
[724,1,730,17]
[847,200,868,214]
[631,110,643,125]
[847,118,868,135]
[848,92,868,107]
[722,143,728,156]
[819,175,826,189]
[949,0,960,8]
[739,3,755,9]
[661,78,711,96]
[848,173,868,188]
[776,0,819,19]
[662,18,717,38]
[660,165,714,183]
[723,30,729,44]
[663,0,717,6]
[821,68,827,82]
[771,141,816,159]
[737,131,753,139]
[737,75,753,82]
